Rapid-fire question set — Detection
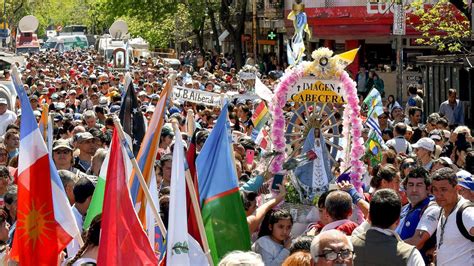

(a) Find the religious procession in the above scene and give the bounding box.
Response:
[0,0,473,265]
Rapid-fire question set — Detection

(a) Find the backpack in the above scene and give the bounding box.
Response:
[456,201,474,242]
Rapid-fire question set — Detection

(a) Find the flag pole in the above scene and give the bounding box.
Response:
[170,121,213,265]
[113,118,167,236]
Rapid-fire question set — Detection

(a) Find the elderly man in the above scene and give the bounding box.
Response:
[310,229,354,266]
[0,98,17,136]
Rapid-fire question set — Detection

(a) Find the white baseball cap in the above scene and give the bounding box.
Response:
[0,98,7,105]
[412,137,435,152]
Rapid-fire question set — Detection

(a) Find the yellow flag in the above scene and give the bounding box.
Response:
[334,48,360,69]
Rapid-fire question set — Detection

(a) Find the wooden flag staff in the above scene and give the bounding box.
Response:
[113,118,167,236]
[171,121,214,265]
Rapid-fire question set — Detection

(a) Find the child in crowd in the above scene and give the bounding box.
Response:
[252,209,293,265]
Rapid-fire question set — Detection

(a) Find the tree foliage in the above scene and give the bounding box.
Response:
[408,0,471,52]
[120,3,193,48]
[220,0,248,68]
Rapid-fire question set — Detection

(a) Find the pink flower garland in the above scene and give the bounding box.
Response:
[339,71,365,192]
[270,68,365,192]
[269,66,305,174]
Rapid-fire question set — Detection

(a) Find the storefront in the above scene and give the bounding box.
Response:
[283,0,465,76]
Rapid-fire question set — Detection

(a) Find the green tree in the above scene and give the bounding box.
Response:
[220,0,247,68]
[408,0,471,52]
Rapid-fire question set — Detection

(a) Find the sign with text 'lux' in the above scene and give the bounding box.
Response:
[287,77,345,103]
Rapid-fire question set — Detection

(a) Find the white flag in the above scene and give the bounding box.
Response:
[255,76,274,103]
[167,126,208,265]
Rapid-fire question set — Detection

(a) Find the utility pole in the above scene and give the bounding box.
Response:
[2,0,6,48]
[252,0,257,64]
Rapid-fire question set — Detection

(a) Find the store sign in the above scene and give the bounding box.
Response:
[287,77,345,103]
[393,4,406,35]
[367,0,434,14]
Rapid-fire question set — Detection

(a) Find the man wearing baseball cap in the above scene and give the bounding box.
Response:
[457,170,474,201]
[412,137,435,171]
[73,132,97,173]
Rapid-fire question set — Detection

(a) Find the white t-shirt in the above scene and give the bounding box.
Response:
[436,197,474,266]
[416,204,441,236]
[0,110,17,136]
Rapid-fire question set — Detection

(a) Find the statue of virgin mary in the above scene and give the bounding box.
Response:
[293,127,333,204]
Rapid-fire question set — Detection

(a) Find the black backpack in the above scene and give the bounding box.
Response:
[456,201,474,242]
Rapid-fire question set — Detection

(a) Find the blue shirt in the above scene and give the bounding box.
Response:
[439,99,464,125]
[396,197,432,239]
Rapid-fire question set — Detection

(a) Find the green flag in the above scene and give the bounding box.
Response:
[83,152,109,229]
[196,103,251,263]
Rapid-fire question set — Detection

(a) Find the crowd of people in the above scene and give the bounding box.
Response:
[0,47,472,265]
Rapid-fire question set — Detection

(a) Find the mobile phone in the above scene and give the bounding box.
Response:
[246,150,255,165]
[271,174,284,190]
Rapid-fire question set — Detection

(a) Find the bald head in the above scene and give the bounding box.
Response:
[311,230,353,265]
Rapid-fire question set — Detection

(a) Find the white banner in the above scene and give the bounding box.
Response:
[173,86,222,106]
[239,72,256,80]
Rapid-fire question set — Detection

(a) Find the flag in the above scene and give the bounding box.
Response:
[97,129,157,265]
[255,128,270,150]
[333,47,359,69]
[130,81,171,223]
[250,102,270,140]
[119,75,145,157]
[83,152,109,229]
[196,102,251,264]
[83,138,133,230]
[167,125,208,265]
[255,76,274,103]
[363,88,384,140]
[186,130,203,248]
[363,88,384,117]
[38,103,53,152]
[38,103,49,140]
[10,67,81,265]
[365,130,384,165]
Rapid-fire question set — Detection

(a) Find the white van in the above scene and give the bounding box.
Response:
[44,35,89,52]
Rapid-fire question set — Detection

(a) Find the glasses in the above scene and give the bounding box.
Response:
[0,153,6,157]
[317,249,353,261]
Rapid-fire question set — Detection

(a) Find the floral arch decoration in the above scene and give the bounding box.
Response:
[270,47,365,192]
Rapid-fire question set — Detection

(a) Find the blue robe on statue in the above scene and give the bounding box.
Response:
[294,128,333,204]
